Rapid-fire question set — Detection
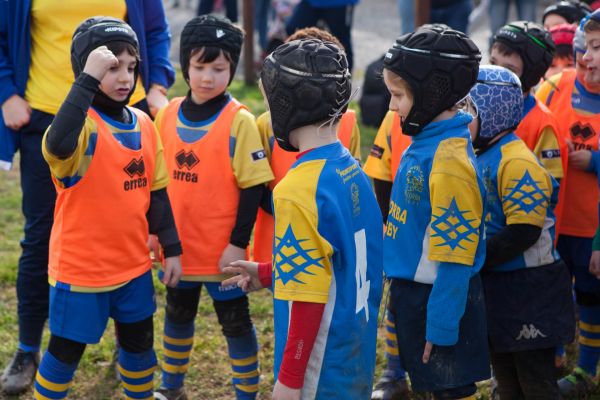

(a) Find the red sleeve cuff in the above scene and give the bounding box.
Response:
[258,262,272,288]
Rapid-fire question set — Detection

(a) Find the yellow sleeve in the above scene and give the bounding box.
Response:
[41,117,97,187]
[231,109,274,189]
[153,105,168,135]
[349,122,362,160]
[535,74,561,105]
[362,112,394,182]
[428,138,483,266]
[151,123,169,191]
[532,126,564,180]
[272,162,334,303]
[498,154,551,228]
[256,111,274,161]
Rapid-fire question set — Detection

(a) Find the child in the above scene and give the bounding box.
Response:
[536,14,600,396]
[543,0,591,29]
[224,38,384,399]
[382,26,489,399]
[469,65,575,399]
[252,26,361,265]
[548,23,577,79]
[34,17,182,400]
[583,10,600,83]
[152,15,274,400]
[491,21,569,232]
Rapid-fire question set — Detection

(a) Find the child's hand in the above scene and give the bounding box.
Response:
[147,235,160,263]
[218,243,246,273]
[222,260,262,292]
[422,341,433,364]
[146,85,169,117]
[1,94,31,130]
[567,140,592,170]
[272,380,301,400]
[162,256,182,287]
[83,46,118,81]
[590,251,600,279]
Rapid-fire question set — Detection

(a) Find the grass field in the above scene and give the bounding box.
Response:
[0,77,388,399]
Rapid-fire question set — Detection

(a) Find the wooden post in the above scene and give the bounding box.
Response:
[415,0,431,29]
[243,0,255,85]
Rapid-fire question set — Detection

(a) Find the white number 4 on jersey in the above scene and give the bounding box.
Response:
[354,229,370,322]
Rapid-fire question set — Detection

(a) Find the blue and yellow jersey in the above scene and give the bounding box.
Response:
[42,108,169,191]
[271,142,383,399]
[383,111,486,345]
[477,133,560,272]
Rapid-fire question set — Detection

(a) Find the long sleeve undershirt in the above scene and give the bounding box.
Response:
[483,223,542,270]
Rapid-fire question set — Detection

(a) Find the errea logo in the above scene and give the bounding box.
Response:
[216,29,226,38]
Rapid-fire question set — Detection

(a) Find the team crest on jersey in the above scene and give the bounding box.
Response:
[570,122,595,141]
[123,157,147,191]
[404,165,424,204]
[273,225,325,285]
[503,170,548,215]
[431,197,479,251]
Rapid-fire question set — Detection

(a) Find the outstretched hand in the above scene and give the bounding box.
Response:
[221,260,263,293]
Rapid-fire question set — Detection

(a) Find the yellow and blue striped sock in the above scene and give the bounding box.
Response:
[383,310,407,380]
[118,348,156,400]
[161,318,194,389]
[226,328,259,399]
[578,304,600,376]
[34,352,77,399]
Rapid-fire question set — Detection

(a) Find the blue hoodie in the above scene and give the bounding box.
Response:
[0,0,175,169]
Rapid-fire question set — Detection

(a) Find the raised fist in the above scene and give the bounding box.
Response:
[83,46,119,81]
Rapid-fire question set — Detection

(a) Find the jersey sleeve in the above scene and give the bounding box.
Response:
[532,126,564,180]
[498,157,551,228]
[272,188,334,304]
[363,113,394,182]
[535,74,561,106]
[230,109,274,189]
[349,122,362,160]
[256,111,274,161]
[42,117,97,189]
[428,138,483,266]
[151,122,169,191]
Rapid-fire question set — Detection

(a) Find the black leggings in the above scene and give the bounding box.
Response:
[48,316,154,365]
[165,285,253,338]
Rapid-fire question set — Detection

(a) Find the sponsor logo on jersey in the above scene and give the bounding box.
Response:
[351,183,361,216]
[123,157,147,191]
[516,324,547,340]
[570,122,595,141]
[369,144,384,159]
[404,165,424,204]
[251,149,266,161]
[541,149,561,159]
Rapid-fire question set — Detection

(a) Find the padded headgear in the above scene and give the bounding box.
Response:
[550,23,576,46]
[574,15,589,54]
[180,15,243,82]
[260,39,351,152]
[493,21,556,93]
[383,27,481,136]
[469,66,523,150]
[543,1,591,25]
[71,16,138,78]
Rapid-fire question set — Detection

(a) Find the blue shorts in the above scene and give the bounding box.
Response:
[157,270,245,301]
[49,270,156,344]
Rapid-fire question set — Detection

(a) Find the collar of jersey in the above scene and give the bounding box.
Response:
[93,107,137,131]
[178,96,231,128]
[412,110,472,143]
[294,141,346,164]
[522,93,537,119]
[574,78,600,100]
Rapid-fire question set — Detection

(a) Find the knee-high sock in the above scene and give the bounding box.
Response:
[577,304,600,376]
[226,328,259,399]
[118,348,156,400]
[383,310,407,380]
[160,317,194,390]
[34,352,78,399]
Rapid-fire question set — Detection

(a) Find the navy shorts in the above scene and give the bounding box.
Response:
[49,270,156,344]
[389,274,490,392]
[158,270,246,301]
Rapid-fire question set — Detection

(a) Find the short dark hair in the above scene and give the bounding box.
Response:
[189,46,235,76]
[491,41,519,58]
[105,41,140,63]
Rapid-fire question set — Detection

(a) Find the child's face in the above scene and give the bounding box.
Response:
[490,46,524,78]
[188,50,231,104]
[546,56,575,79]
[543,14,569,31]
[583,31,600,84]
[383,70,414,124]
[98,50,137,102]
[575,52,600,93]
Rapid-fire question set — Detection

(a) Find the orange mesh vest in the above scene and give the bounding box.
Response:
[548,69,600,237]
[390,113,411,181]
[252,110,356,263]
[515,98,568,236]
[160,97,244,275]
[49,108,156,287]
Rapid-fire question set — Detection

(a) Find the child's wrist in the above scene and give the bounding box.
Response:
[258,262,272,288]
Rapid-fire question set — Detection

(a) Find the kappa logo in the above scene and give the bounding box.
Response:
[175,150,199,170]
[570,122,595,141]
[216,29,226,38]
[123,157,145,177]
[516,324,547,340]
